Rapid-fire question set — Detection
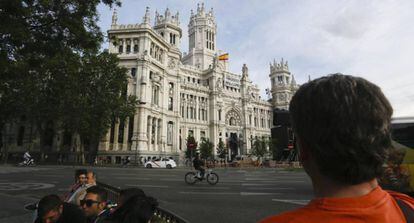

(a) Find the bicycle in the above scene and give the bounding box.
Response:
[185,169,219,185]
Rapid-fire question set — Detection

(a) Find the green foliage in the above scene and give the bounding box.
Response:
[217,140,227,159]
[251,138,268,158]
[0,0,132,163]
[199,138,214,160]
[185,136,198,159]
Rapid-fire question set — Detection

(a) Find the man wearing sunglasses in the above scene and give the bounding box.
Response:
[35,194,86,223]
[81,186,110,223]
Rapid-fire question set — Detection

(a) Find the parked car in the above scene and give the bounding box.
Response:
[144,157,177,169]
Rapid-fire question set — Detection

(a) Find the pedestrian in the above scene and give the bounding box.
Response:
[64,169,87,202]
[68,171,97,206]
[259,74,414,223]
[35,194,86,223]
[81,186,110,223]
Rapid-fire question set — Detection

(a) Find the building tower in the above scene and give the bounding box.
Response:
[269,58,298,110]
[182,3,217,70]
[153,8,182,48]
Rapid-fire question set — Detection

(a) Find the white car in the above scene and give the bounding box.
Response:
[144,158,177,169]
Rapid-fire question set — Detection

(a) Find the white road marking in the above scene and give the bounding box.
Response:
[179,191,239,195]
[244,187,293,190]
[271,199,310,205]
[0,182,55,191]
[113,177,151,180]
[179,191,281,196]
[125,184,169,188]
[240,192,281,196]
[242,183,280,186]
[187,186,230,189]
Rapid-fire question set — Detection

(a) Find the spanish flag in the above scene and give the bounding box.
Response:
[218,53,229,61]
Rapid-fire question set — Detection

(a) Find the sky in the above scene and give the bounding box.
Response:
[97,0,414,117]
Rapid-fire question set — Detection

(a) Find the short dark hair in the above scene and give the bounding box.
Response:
[37,194,63,218]
[119,188,146,205]
[75,169,87,178]
[87,170,97,178]
[289,74,393,185]
[86,186,108,202]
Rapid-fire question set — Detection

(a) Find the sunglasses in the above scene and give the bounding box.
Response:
[80,199,100,207]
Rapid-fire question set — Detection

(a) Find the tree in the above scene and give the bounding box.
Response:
[217,140,227,159]
[61,52,137,164]
[0,0,123,163]
[199,138,214,160]
[185,136,198,159]
[251,138,268,159]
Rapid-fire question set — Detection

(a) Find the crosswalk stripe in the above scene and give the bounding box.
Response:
[271,199,309,205]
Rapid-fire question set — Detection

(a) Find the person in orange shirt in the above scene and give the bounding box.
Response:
[260,74,414,223]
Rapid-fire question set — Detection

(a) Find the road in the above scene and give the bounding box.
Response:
[0,165,313,223]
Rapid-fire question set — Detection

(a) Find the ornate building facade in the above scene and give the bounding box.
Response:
[1,3,299,164]
[100,3,299,163]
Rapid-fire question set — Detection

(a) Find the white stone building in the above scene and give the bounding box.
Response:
[0,3,299,164]
[99,3,299,164]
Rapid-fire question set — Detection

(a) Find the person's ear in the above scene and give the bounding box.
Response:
[99,202,106,210]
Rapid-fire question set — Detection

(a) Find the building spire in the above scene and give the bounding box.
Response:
[242,64,248,77]
[111,8,118,26]
[143,7,150,24]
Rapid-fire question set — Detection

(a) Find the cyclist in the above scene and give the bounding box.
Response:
[193,153,205,179]
[23,150,32,164]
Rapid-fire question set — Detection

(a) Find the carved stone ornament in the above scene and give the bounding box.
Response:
[216,77,223,89]
[168,58,177,69]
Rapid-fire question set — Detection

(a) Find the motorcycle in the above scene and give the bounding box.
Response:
[17,158,36,167]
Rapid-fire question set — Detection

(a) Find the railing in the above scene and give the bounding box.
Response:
[97,181,189,223]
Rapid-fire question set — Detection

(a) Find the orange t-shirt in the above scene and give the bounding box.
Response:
[259,187,414,223]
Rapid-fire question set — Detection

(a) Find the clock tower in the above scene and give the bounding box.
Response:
[269,58,299,110]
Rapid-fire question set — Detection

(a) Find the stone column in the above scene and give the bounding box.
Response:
[123,118,129,151]
[147,116,152,151]
[153,117,158,152]
[113,120,119,151]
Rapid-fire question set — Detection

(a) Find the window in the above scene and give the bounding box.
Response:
[110,120,115,143]
[17,126,25,146]
[277,76,283,83]
[152,85,159,105]
[218,110,222,121]
[128,116,134,143]
[133,44,138,53]
[188,130,194,137]
[118,45,123,53]
[126,44,131,53]
[118,119,125,143]
[200,131,206,140]
[249,115,252,125]
[131,68,136,77]
[168,97,173,111]
[169,82,174,94]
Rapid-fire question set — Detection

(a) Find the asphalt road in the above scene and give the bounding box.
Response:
[0,165,313,223]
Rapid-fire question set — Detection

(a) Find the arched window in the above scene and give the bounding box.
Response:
[168,97,173,111]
